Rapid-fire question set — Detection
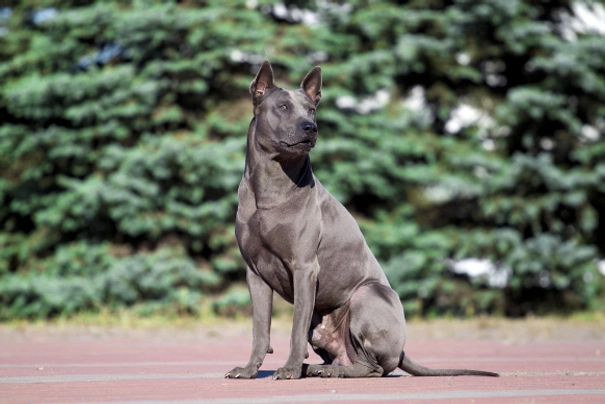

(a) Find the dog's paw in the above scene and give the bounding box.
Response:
[305,364,323,377]
[224,366,258,379]
[273,366,302,380]
[306,364,343,378]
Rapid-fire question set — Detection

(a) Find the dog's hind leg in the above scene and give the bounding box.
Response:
[306,282,406,378]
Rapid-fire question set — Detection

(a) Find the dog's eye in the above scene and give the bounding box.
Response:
[280,105,288,110]
[309,108,316,115]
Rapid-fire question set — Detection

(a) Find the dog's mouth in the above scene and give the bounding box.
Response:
[279,139,315,149]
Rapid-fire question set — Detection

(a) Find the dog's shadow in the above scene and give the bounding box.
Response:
[257,369,403,379]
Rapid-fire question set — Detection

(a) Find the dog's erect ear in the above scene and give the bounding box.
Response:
[250,61,275,104]
[300,66,322,106]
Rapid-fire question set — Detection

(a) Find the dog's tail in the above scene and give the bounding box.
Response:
[398,351,499,377]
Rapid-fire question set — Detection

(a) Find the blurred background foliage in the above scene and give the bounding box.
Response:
[1,0,604,321]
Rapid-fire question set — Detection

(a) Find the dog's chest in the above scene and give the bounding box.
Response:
[236,188,321,279]
[245,202,318,262]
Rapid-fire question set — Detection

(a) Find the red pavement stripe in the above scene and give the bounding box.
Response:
[2,357,603,366]
[0,361,289,370]
[79,389,605,403]
[1,371,604,384]
[0,374,225,383]
[2,331,603,403]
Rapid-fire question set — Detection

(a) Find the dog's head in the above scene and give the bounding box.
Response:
[249,61,322,160]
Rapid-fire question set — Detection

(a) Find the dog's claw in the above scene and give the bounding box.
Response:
[273,366,301,380]
[225,366,257,379]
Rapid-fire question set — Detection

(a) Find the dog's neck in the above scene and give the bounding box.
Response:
[244,118,315,210]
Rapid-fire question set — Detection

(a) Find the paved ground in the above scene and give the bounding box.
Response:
[1,319,604,403]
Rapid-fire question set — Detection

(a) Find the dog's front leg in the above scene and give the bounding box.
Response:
[273,263,318,380]
[225,266,273,379]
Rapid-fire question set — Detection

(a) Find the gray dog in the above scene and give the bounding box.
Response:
[225,61,498,380]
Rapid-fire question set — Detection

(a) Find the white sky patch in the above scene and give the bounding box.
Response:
[230,50,264,64]
[263,2,352,27]
[0,7,10,37]
[401,86,434,125]
[473,166,490,178]
[317,0,353,14]
[481,139,496,151]
[540,138,554,150]
[424,185,454,204]
[336,89,390,114]
[482,60,507,88]
[402,86,426,112]
[456,52,471,66]
[493,125,511,138]
[0,7,11,18]
[599,260,605,276]
[558,2,605,41]
[449,258,511,288]
[485,74,507,87]
[307,50,329,63]
[581,124,601,142]
[268,3,320,26]
[32,8,58,25]
[445,103,494,135]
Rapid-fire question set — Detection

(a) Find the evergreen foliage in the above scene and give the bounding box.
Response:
[1,0,603,319]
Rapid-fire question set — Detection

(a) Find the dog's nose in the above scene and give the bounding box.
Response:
[301,121,317,134]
